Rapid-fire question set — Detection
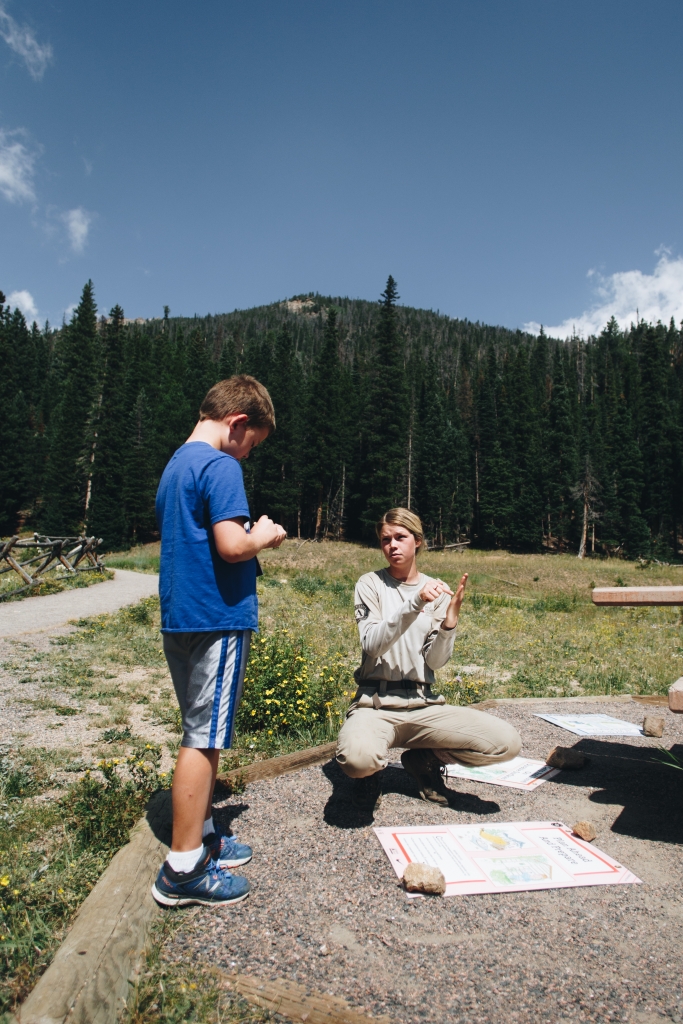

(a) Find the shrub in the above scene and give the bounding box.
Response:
[67,745,169,854]
[237,629,350,736]
[0,752,38,800]
[441,676,484,705]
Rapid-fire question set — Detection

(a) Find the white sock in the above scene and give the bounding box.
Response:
[202,817,215,838]
[166,845,204,874]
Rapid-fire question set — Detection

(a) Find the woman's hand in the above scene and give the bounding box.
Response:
[419,578,454,603]
[442,573,468,629]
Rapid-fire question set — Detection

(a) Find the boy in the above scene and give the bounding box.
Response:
[152,375,286,908]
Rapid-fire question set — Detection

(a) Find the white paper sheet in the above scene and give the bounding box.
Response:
[443,756,560,790]
[534,713,644,736]
[374,821,642,897]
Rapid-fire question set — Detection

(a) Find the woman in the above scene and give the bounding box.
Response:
[336,508,521,812]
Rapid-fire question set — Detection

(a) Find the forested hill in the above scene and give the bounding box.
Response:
[159,292,533,374]
[1,278,682,560]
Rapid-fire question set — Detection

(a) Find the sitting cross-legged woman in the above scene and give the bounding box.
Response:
[336,507,521,812]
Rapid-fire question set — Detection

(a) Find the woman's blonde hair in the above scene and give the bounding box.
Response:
[375,508,424,550]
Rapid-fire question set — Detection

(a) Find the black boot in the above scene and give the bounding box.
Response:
[351,772,383,813]
[401,749,450,805]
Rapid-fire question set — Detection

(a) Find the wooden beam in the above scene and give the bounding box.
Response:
[222,971,391,1024]
[218,741,337,787]
[592,586,683,606]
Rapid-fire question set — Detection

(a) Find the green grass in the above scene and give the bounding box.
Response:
[0,566,114,602]
[0,746,169,1019]
[250,540,683,702]
[125,917,272,1024]
[105,543,160,574]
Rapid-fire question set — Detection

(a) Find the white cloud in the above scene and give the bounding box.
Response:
[7,289,38,321]
[525,252,683,339]
[0,3,52,80]
[61,207,92,253]
[0,127,37,203]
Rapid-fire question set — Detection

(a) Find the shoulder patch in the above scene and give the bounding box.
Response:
[354,601,370,622]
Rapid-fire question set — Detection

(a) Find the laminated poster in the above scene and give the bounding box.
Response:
[442,755,559,790]
[534,713,644,737]
[374,821,642,897]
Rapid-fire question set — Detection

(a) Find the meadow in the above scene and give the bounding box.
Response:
[253,541,683,700]
[2,540,681,1019]
[109,539,683,706]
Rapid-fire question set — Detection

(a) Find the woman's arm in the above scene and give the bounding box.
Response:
[355,576,454,660]
[424,573,468,670]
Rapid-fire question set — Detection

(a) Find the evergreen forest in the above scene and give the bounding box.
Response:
[1,277,682,559]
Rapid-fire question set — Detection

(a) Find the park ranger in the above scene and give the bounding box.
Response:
[336,507,522,812]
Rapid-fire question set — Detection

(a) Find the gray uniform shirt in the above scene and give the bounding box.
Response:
[352,569,456,710]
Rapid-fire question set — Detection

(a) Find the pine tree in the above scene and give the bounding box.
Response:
[639,323,675,554]
[152,328,191,475]
[0,298,35,534]
[218,334,238,380]
[545,350,579,549]
[360,277,408,535]
[304,306,344,538]
[41,281,99,534]
[414,362,465,546]
[87,306,129,548]
[507,345,543,550]
[249,325,302,532]
[475,347,514,547]
[185,328,214,421]
[124,389,158,544]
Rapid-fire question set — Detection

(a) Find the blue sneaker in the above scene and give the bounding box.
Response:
[152,847,250,908]
[206,826,253,868]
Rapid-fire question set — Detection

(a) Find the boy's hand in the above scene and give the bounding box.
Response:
[419,578,454,604]
[252,515,286,549]
[443,573,468,630]
[213,516,286,562]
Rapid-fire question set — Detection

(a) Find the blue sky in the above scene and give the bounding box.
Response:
[2,1,683,336]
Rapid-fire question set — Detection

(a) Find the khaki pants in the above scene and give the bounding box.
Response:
[336,704,522,779]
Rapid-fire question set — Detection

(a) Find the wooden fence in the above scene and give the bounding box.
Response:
[0,533,105,601]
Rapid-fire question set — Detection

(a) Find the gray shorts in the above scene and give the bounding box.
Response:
[163,630,251,749]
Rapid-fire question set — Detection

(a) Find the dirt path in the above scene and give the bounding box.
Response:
[0,569,158,637]
[162,700,683,1024]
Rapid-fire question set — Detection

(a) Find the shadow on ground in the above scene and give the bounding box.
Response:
[321,757,500,829]
[145,787,250,844]
[550,739,683,844]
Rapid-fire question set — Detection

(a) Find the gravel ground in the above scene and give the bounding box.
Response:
[0,632,172,754]
[160,700,683,1024]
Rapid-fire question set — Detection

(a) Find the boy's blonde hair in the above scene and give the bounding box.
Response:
[375,508,424,550]
[199,375,276,432]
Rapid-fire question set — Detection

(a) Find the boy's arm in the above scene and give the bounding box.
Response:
[213,515,286,563]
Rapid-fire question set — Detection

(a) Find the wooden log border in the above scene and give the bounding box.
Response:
[12,691,674,1024]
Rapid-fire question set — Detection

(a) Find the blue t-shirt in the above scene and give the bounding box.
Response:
[155,442,258,633]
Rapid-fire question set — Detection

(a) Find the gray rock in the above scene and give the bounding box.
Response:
[546,746,587,769]
[643,715,665,737]
[402,862,446,896]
